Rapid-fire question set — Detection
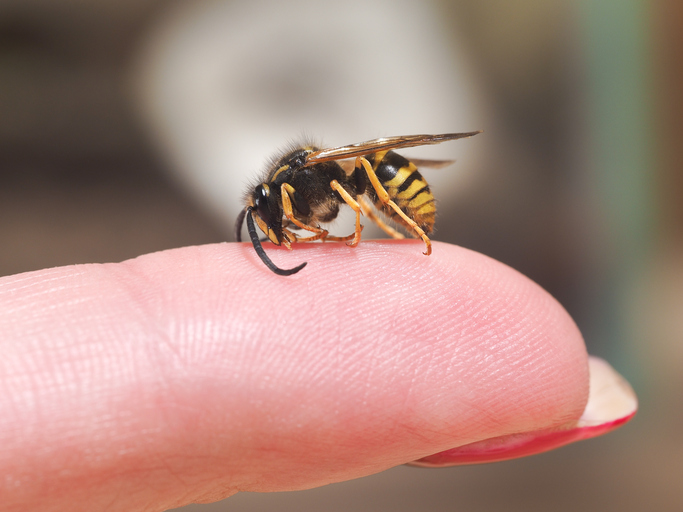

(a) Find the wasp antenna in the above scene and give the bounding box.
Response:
[235,207,248,242]
[246,208,307,276]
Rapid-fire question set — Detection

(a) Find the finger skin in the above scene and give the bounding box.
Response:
[0,241,589,512]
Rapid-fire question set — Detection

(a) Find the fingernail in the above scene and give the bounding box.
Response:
[410,357,637,467]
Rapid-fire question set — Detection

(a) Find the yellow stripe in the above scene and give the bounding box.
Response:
[371,150,388,169]
[254,213,280,244]
[396,178,427,199]
[271,165,289,181]
[416,202,436,215]
[384,166,413,187]
[408,191,433,209]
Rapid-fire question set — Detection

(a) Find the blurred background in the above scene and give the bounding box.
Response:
[0,0,681,510]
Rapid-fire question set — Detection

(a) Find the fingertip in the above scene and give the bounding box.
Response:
[411,357,637,467]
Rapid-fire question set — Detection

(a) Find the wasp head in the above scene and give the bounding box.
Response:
[233,182,307,276]
[250,183,283,245]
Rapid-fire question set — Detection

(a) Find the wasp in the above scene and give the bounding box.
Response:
[235,131,481,275]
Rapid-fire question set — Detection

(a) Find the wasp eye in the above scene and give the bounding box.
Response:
[254,184,272,225]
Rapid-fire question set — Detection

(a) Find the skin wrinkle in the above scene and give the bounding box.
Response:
[1,269,86,312]
[122,255,244,432]
[112,262,178,361]
[9,269,183,498]
[178,278,241,369]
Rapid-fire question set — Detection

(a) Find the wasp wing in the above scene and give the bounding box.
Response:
[337,157,454,174]
[408,158,455,169]
[304,131,481,166]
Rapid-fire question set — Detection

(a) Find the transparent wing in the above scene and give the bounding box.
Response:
[408,158,455,169]
[337,157,455,174]
[304,131,481,166]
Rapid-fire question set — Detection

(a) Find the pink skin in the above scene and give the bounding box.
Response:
[0,240,594,511]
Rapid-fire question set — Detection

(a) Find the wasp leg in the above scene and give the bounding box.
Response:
[329,179,363,247]
[281,220,323,244]
[280,183,329,241]
[358,196,405,240]
[280,230,294,250]
[322,232,358,242]
[283,227,328,244]
[357,156,431,255]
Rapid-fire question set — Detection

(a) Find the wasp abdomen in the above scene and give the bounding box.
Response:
[366,151,436,234]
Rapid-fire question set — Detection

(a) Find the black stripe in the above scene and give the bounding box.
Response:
[407,185,432,202]
[397,170,422,193]
[374,151,408,182]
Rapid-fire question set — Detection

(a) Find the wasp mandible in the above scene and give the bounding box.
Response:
[235,131,481,275]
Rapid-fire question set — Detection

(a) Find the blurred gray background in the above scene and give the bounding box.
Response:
[1,0,681,510]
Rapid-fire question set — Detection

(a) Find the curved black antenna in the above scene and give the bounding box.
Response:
[234,207,248,242]
[246,208,307,276]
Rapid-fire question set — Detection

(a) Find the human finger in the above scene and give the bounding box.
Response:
[0,241,604,511]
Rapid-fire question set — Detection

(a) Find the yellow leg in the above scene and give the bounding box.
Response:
[280,183,329,240]
[281,227,326,247]
[358,196,405,240]
[330,179,363,247]
[283,227,328,244]
[322,232,358,242]
[281,232,293,249]
[357,157,431,255]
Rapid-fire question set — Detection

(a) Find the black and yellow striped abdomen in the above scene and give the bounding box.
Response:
[365,150,436,234]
